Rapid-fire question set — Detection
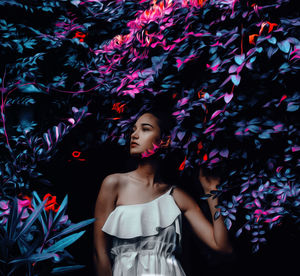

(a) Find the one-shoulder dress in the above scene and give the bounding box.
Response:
[101,185,186,276]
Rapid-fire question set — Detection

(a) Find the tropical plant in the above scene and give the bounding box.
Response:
[0,0,299,257]
[0,191,94,276]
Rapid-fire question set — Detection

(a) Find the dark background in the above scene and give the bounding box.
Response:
[40,133,299,276]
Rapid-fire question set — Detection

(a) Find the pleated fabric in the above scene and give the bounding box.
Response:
[101,186,186,276]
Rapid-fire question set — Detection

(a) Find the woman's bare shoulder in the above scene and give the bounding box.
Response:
[101,172,130,189]
[172,186,198,212]
[102,173,120,182]
[100,173,121,192]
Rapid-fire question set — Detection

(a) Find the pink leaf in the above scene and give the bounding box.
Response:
[178,97,189,106]
[254,199,261,207]
[210,110,222,120]
[176,58,183,69]
[204,123,216,134]
[0,200,9,210]
[292,146,300,152]
[68,118,75,125]
[224,92,234,103]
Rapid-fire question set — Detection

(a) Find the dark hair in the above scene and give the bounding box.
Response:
[138,107,175,141]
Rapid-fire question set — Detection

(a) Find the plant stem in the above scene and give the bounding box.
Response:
[0,69,12,153]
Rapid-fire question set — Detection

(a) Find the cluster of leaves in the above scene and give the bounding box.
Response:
[0,103,90,196]
[82,0,299,251]
[0,0,299,256]
[0,192,94,276]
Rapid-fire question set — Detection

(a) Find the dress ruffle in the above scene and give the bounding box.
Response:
[101,186,182,240]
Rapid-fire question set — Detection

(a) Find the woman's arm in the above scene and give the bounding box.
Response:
[172,169,232,253]
[198,169,232,253]
[93,174,119,276]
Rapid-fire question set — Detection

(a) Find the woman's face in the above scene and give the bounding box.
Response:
[129,113,161,157]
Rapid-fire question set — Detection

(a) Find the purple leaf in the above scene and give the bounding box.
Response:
[220,149,229,157]
[209,149,218,158]
[228,65,238,73]
[224,218,232,230]
[210,158,220,164]
[236,228,243,237]
[177,131,185,141]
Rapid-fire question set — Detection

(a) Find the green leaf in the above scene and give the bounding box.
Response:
[9,252,55,264]
[47,218,95,242]
[7,197,18,240]
[214,211,220,220]
[51,195,68,231]
[268,37,277,44]
[278,40,290,53]
[15,199,46,241]
[32,191,48,235]
[51,265,85,274]
[45,231,86,253]
[224,218,232,230]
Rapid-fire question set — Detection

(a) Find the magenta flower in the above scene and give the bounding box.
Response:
[141,142,161,158]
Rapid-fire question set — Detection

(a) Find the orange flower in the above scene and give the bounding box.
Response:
[249,34,259,45]
[259,21,278,35]
[250,21,277,45]
[197,89,205,98]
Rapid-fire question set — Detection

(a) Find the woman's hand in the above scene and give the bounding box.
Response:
[198,168,220,194]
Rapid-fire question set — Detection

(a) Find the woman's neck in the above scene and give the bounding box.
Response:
[133,159,160,186]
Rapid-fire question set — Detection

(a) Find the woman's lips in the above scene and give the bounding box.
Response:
[130,142,139,147]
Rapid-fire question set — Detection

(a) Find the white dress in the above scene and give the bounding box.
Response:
[101,185,186,276]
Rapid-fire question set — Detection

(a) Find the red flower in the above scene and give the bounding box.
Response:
[73,31,86,42]
[178,156,187,171]
[43,193,60,212]
[259,21,278,35]
[197,141,203,154]
[249,21,277,45]
[112,102,126,113]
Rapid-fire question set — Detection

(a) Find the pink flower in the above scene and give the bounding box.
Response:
[141,142,161,158]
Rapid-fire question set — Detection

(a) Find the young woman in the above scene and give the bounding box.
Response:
[93,108,232,276]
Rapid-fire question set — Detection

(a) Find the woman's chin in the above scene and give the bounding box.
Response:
[129,150,142,158]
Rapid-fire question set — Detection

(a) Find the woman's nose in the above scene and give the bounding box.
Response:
[131,129,139,139]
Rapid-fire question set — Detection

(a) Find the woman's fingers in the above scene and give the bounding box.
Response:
[198,167,220,191]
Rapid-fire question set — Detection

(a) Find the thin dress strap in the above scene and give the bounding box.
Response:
[168,185,177,195]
